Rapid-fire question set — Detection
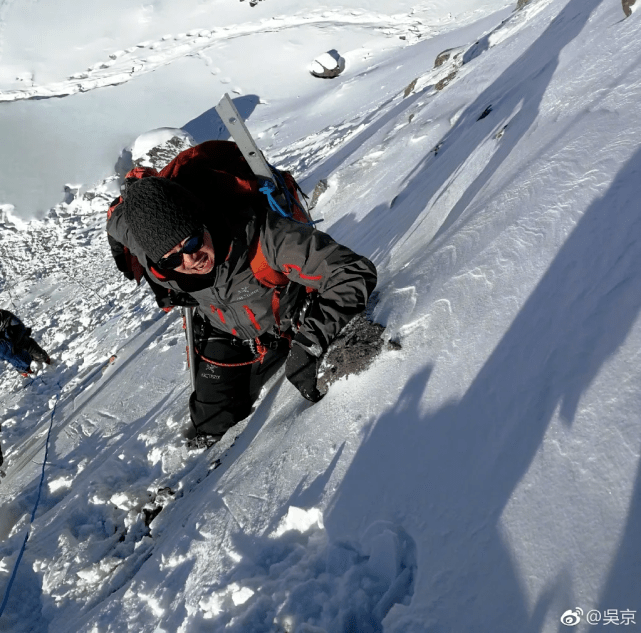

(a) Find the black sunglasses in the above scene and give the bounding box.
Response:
[157,228,205,270]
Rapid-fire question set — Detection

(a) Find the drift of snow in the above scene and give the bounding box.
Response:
[1,0,641,632]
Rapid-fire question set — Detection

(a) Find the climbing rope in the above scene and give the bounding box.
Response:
[259,179,297,219]
[259,168,323,226]
[0,386,61,619]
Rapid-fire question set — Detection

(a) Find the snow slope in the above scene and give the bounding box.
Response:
[1,0,641,632]
[0,0,511,218]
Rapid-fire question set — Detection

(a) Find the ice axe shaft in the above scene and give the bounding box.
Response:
[214,93,275,185]
[214,94,313,223]
[183,307,197,391]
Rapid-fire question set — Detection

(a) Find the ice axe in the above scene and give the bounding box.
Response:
[182,307,197,391]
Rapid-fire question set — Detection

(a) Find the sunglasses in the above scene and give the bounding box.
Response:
[157,228,205,270]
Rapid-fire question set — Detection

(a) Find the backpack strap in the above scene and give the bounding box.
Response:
[125,166,159,181]
[280,171,310,223]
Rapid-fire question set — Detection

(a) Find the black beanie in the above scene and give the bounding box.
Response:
[123,177,203,263]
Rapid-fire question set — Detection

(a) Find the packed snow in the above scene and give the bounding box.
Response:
[1,0,640,632]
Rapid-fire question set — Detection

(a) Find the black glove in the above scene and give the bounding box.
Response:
[285,334,324,403]
[156,295,174,311]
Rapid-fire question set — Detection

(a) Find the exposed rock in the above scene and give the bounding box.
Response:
[431,47,464,92]
[434,50,453,68]
[477,105,493,121]
[404,78,418,98]
[132,132,195,171]
[516,0,532,9]
[308,179,329,211]
[310,50,346,79]
[435,47,464,69]
[115,128,195,188]
[142,487,175,528]
[494,125,508,140]
[623,0,637,16]
[435,71,458,91]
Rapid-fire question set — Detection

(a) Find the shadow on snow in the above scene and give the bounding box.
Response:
[324,138,641,631]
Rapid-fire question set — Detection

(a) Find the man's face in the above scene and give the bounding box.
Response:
[160,228,216,275]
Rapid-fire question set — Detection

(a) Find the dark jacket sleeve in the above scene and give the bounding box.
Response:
[0,310,27,348]
[0,310,10,335]
[260,213,377,351]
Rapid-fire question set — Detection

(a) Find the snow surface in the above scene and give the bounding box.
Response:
[1,0,641,632]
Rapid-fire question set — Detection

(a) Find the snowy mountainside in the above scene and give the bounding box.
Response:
[0,0,514,219]
[1,1,641,632]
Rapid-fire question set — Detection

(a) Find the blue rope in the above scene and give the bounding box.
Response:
[0,386,61,619]
[260,168,323,226]
[259,180,292,219]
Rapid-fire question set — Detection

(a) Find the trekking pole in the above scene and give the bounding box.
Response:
[183,307,197,391]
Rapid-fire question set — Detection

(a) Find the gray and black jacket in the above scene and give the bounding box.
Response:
[107,187,377,354]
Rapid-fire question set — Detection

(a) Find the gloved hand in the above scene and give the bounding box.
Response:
[285,334,324,403]
[158,299,175,313]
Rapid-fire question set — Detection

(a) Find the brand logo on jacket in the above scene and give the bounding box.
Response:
[236,286,260,301]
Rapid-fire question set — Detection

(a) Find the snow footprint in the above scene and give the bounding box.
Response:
[195,508,417,630]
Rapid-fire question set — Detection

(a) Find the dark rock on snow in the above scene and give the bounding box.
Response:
[310,50,346,79]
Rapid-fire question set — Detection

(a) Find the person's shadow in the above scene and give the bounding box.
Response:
[182,94,261,143]
[325,139,641,632]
